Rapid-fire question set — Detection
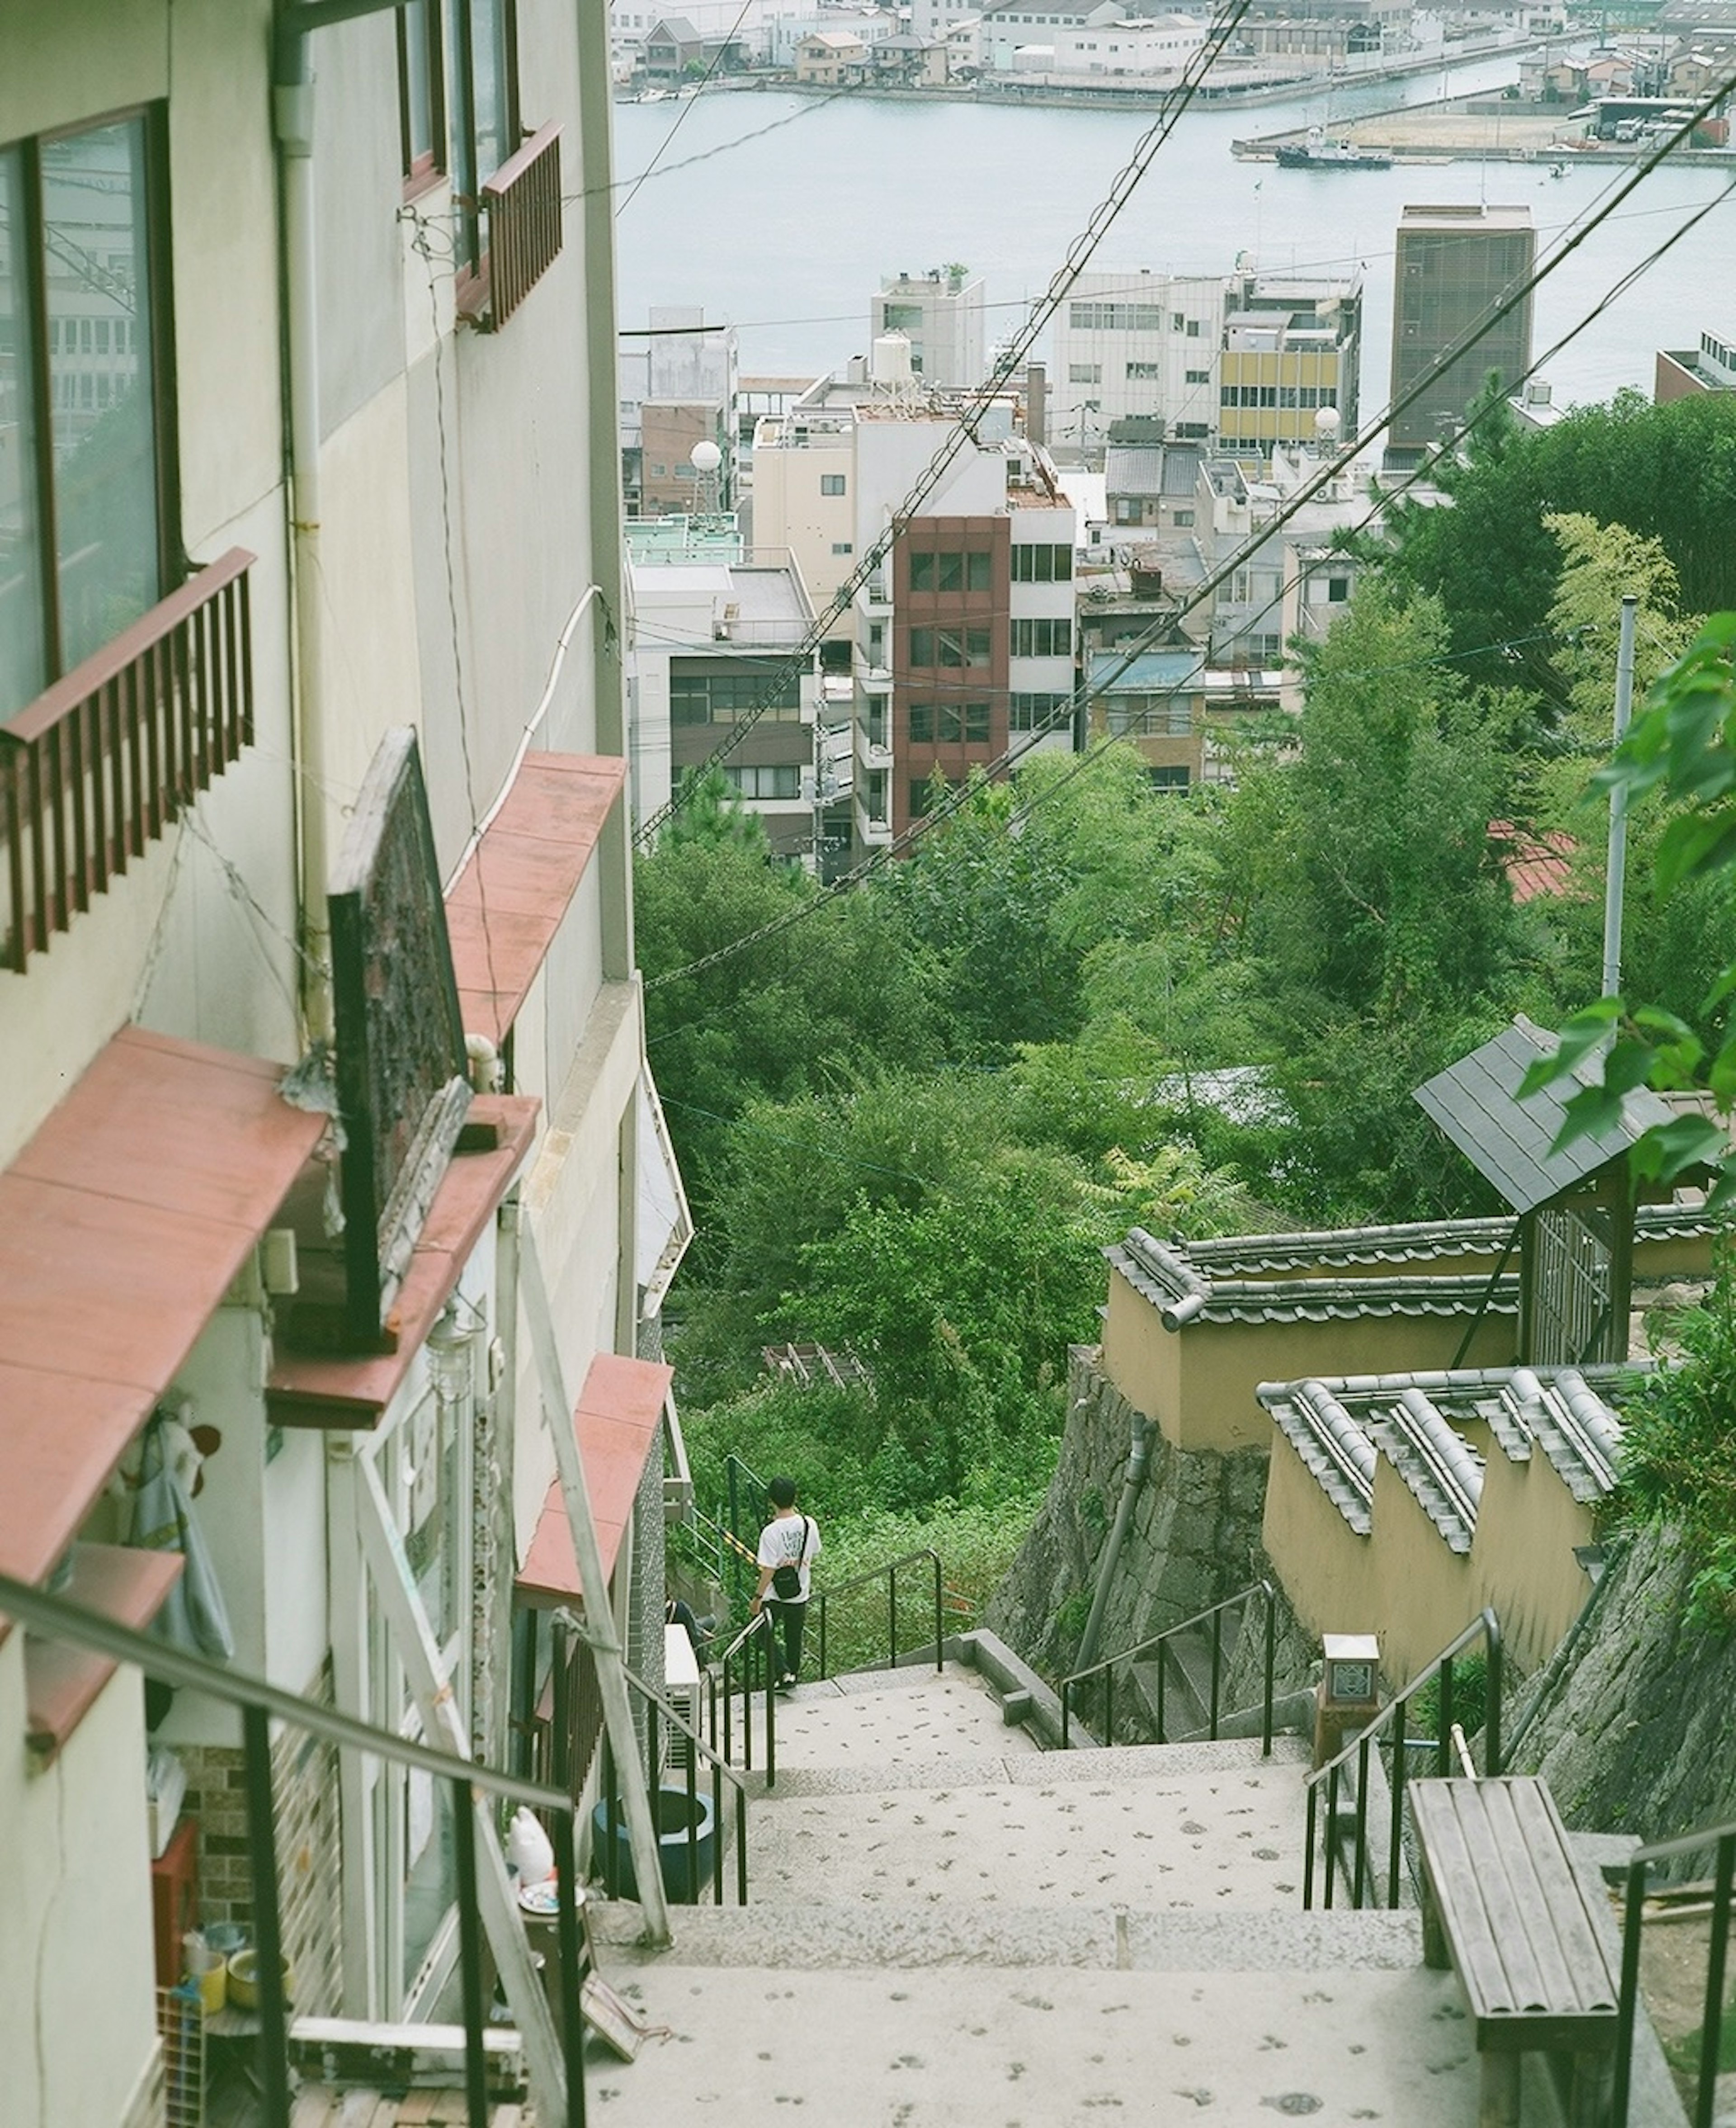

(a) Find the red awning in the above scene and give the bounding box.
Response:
[445,753,627,1043]
[267,1095,540,1429]
[516,1352,673,1606]
[0,1027,327,1586]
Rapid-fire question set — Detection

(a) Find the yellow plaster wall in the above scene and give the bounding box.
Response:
[1473,1449,1596,1673]
[1370,1461,1479,1686]
[1261,1434,1375,1636]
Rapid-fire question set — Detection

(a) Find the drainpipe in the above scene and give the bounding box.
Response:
[1076,1409,1152,1671]
[273,19,334,1044]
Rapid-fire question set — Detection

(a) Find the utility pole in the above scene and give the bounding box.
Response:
[1600,592,1639,1001]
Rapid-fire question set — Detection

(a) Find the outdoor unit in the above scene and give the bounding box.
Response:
[664,1619,703,1772]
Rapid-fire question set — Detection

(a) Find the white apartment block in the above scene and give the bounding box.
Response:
[1002,10,1206,81]
[872,270,988,389]
[1049,270,1227,445]
[972,0,1201,70]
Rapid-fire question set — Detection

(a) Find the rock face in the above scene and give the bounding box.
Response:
[984,1345,1270,1684]
[1510,1520,1736,1852]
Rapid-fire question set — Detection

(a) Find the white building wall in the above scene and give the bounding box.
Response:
[1049,270,1227,445]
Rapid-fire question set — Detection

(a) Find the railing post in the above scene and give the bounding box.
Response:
[1261,1583,1275,1760]
[888,1560,897,1670]
[764,1623,777,1791]
[932,1551,942,1672]
[1324,1763,1340,1910]
[1483,1613,1503,1777]
[735,1784,749,1905]
[1695,1833,1735,2127]
[1209,1608,1223,1740]
[1388,1696,1408,1910]
[551,1811,588,2128]
[450,1778,491,2128]
[684,1751,700,1905]
[1153,1646,1162,1742]
[1438,1657,1454,1778]
[1106,1661,1116,1744]
[711,1761,725,1906]
[1353,1737,1370,1908]
[1611,1856,1647,2125]
[1061,1681,1071,1750]
[240,1703,292,2128]
[819,1592,829,1680]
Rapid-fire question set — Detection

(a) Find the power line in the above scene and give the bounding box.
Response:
[641,95,1736,992]
[633,0,1261,845]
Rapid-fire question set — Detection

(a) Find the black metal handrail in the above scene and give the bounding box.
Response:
[715,1608,781,1788]
[813,1547,945,1680]
[592,1652,754,1906]
[1613,1815,1736,2127]
[1302,1608,1504,1914]
[1057,1580,1276,1754]
[0,1565,584,2128]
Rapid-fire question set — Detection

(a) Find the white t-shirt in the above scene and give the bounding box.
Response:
[757,1512,820,1602]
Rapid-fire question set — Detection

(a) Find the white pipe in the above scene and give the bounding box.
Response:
[275,58,334,1042]
[442,582,605,894]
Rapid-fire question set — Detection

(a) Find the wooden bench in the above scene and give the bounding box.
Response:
[1409,1776,1620,2128]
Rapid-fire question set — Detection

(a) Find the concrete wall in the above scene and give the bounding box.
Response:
[1100,1266,1516,1453]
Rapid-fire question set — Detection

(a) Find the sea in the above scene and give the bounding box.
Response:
[611,59,1736,424]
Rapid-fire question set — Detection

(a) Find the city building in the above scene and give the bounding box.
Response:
[0,6,687,2122]
[871,269,988,389]
[619,307,740,519]
[626,529,823,861]
[1655,325,1736,401]
[1217,271,1363,456]
[1387,203,1536,459]
[995,9,1207,86]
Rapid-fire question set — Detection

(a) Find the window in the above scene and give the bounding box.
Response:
[1170,311,1185,331]
[908,626,990,669]
[1010,617,1071,658]
[866,699,887,747]
[1105,694,1191,736]
[866,768,887,822]
[820,473,847,496]
[1327,574,1350,603]
[909,702,991,744]
[909,550,990,593]
[1185,368,1211,384]
[724,764,802,800]
[1172,509,1194,527]
[1010,690,1068,732]
[1011,544,1072,583]
[1069,301,1162,332]
[1148,764,1191,790]
[669,661,802,724]
[1185,318,1202,338]
[397,0,448,184]
[0,111,172,721]
[831,541,853,554]
[1126,361,1161,381]
[1067,363,1102,385]
[1174,421,1208,440]
[446,0,519,280]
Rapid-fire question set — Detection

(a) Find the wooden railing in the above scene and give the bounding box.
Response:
[482,121,563,329]
[0,549,255,973]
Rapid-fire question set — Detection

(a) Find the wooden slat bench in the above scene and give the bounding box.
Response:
[1409,1776,1620,2128]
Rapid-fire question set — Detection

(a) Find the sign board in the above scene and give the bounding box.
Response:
[329,728,471,1344]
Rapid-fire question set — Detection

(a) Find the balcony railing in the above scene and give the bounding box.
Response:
[0,548,255,974]
[481,121,563,329]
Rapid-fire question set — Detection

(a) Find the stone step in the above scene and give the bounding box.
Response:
[592,1896,1421,1972]
[574,1954,1494,2127]
[742,1732,1311,1799]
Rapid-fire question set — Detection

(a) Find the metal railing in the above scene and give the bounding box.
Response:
[715,1608,782,1788]
[590,1643,754,1906]
[1302,1608,1504,1913]
[481,121,562,328]
[0,1564,585,2128]
[1058,1580,1276,1753]
[1613,1816,1736,2127]
[0,549,254,971]
[814,1547,946,1681]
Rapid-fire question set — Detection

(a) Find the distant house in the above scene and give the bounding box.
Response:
[796,27,871,81]
[871,32,951,85]
[643,14,750,76]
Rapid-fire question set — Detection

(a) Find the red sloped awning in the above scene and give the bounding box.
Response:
[516,1352,674,1607]
[0,1026,328,1587]
[445,753,627,1044]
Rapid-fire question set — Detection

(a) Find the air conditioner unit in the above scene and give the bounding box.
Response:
[664,1620,703,1772]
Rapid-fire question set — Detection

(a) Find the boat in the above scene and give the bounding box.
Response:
[1274,125,1392,171]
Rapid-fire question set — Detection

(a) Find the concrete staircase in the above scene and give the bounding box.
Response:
[583,1660,1514,2126]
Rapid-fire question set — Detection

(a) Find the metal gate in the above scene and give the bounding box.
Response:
[1530,1204,1618,1365]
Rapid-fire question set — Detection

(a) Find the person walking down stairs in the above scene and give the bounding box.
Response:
[750,1476,820,1691]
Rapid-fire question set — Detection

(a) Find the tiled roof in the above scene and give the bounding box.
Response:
[1264,1377,1375,1533]
[1107,1227,1519,1330]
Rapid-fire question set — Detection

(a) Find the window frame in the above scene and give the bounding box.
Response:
[396,0,449,194]
[0,101,181,719]
[448,0,523,298]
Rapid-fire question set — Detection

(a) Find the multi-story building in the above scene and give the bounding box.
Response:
[1216,272,1363,457]
[0,8,686,2123]
[1655,324,1736,401]
[627,526,822,861]
[995,10,1207,86]
[619,306,740,517]
[871,270,987,390]
[1388,203,1536,459]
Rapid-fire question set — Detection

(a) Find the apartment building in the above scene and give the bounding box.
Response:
[871,269,987,390]
[1388,203,1537,459]
[0,7,685,2123]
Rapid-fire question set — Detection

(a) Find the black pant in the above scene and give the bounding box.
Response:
[768,1598,807,1679]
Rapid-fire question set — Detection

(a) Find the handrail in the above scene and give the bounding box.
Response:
[594,1660,753,1906]
[1301,1607,1503,1915]
[717,1608,780,1788]
[1057,1580,1276,1755]
[0,1564,585,2128]
[813,1547,945,1681]
[1613,1814,1736,2127]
